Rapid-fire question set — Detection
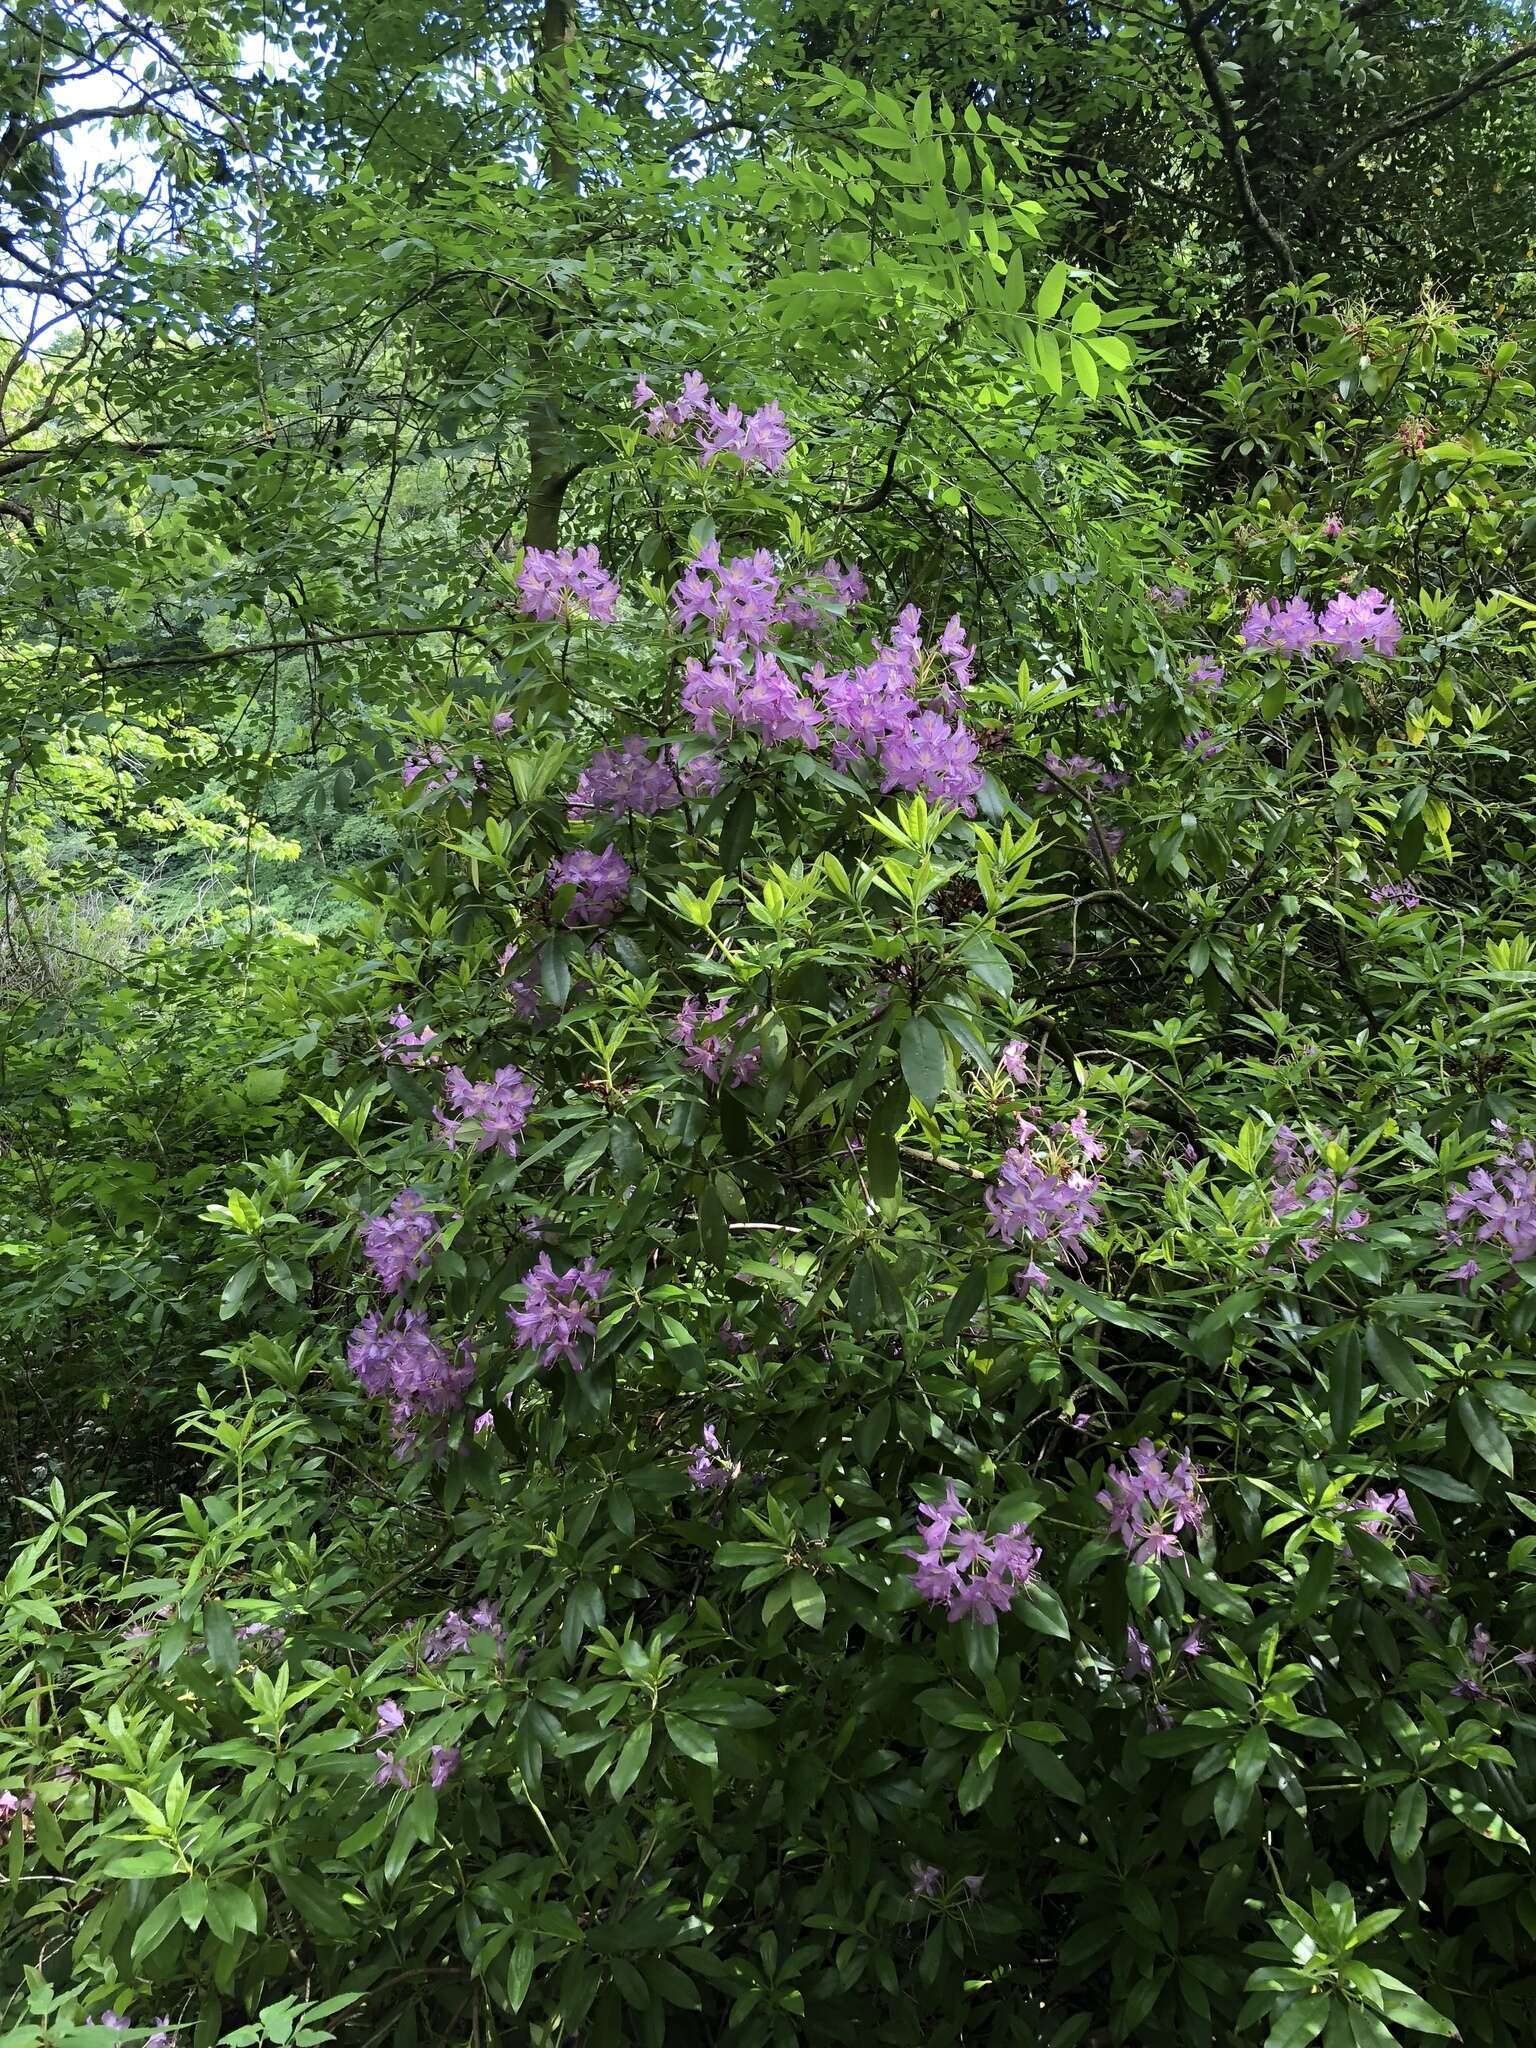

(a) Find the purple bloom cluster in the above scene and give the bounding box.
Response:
[510,1254,611,1370]
[673,996,761,1087]
[345,1309,474,1444]
[1446,1133,1536,1262]
[401,743,458,794]
[1149,583,1189,611]
[686,1423,738,1492]
[517,544,619,623]
[1352,1486,1415,1542]
[1267,1125,1369,1260]
[984,1118,1103,1287]
[548,845,632,926]
[1239,588,1400,660]
[437,1064,535,1157]
[380,1007,438,1065]
[906,1482,1043,1625]
[670,555,982,810]
[1188,659,1225,692]
[1097,1439,1206,1564]
[421,1597,505,1664]
[568,737,721,820]
[372,1698,465,1792]
[1369,878,1420,911]
[360,1189,437,1292]
[1036,751,1126,795]
[909,1860,984,1902]
[100,2018,174,2047]
[681,639,823,750]
[633,374,793,473]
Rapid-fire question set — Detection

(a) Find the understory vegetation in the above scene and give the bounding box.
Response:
[3,3,1536,2044]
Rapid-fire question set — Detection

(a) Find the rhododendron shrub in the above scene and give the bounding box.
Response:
[9,333,1536,2048]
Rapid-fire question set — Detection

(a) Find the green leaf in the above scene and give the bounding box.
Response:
[900,1016,947,1110]
[1034,259,1068,321]
[1390,1781,1427,1861]
[202,1599,238,1676]
[942,1265,989,1344]
[1456,1392,1513,1476]
[538,939,571,1008]
[1264,2001,1331,2048]
[275,1868,353,1941]
[720,787,756,873]
[1069,337,1100,399]
[1018,1582,1070,1639]
[609,1719,653,1801]
[789,1573,826,1630]
[664,1714,717,1767]
[1013,1737,1083,1801]
[220,1256,263,1320]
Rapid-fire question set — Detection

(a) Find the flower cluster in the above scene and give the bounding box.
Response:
[1188,658,1225,692]
[1353,1485,1414,1542]
[984,1116,1103,1289]
[372,1699,462,1792]
[569,737,720,819]
[345,1309,474,1445]
[421,1598,505,1664]
[516,543,619,623]
[1446,1133,1536,1263]
[1240,588,1401,660]
[100,2016,174,2046]
[1267,1125,1369,1260]
[437,1064,535,1157]
[686,1423,739,1492]
[906,1483,1043,1626]
[510,1254,611,1370]
[681,639,823,750]
[669,548,983,809]
[1369,878,1420,911]
[633,373,793,473]
[1097,1439,1205,1563]
[360,1189,437,1292]
[1036,751,1126,795]
[380,1007,438,1065]
[673,996,761,1087]
[548,845,632,926]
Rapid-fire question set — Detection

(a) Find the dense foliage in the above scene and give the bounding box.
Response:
[4,4,1536,2046]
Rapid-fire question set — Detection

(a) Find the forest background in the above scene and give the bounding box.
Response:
[4,2,1536,2045]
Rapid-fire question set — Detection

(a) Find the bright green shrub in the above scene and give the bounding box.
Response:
[4,321,1536,2048]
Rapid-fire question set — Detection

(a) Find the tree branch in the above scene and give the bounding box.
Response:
[1174,0,1297,283]
[1302,41,1536,198]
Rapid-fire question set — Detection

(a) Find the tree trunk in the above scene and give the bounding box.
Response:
[523,0,580,551]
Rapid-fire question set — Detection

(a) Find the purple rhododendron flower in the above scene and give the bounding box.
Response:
[517,544,618,623]
[1369,878,1420,911]
[1097,1439,1206,1563]
[909,1861,944,1899]
[374,1750,409,1789]
[569,738,720,819]
[360,1189,438,1292]
[1188,658,1225,691]
[1445,1136,1536,1261]
[548,845,632,926]
[999,1039,1031,1084]
[1322,514,1344,538]
[345,1309,475,1444]
[1240,595,1319,656]
[429,1744,462,1789]
[687,1422,738,1492]
[984,1119,1102,1276]
[380,1007,437,1065]
[1317,586,1400,659]
[1122,1625,1155,1678]
[1267,1128,1369,1260]
[1352,1486,1415,1542]
[510,1254,611,1370]
[673,545,784,643]
[375,1699,405,1734]
[1036,750,1126,795]
[634,375,794,472]
[682,637,822,748]
[673,997,761,1087]
[437,1064,535,1158]
[905,1482,1042,1626]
